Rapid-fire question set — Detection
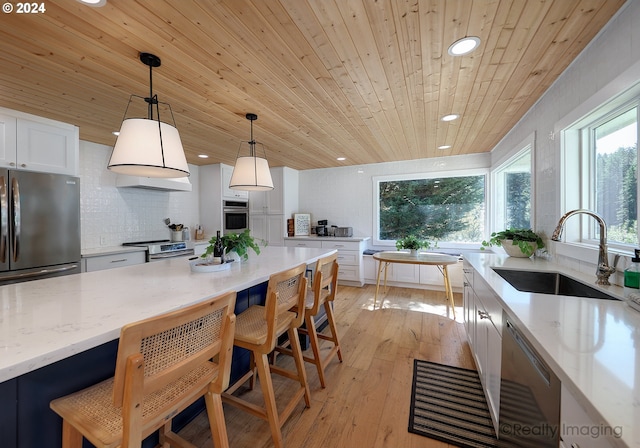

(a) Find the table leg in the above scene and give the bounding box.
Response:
[374,260,384,308]
[442,265,456,319]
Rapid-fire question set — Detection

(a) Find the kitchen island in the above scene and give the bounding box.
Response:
[464,252,639,448]
[0,246,336,447]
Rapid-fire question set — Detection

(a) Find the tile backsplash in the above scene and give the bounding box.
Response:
[79,141,200,250]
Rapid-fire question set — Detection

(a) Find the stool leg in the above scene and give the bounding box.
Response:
[255,352,284,448]
[288,327,311,407]
[324,301,343,362]
[61,420,83,448]
[304,312,326,388]
[205,391,230,448]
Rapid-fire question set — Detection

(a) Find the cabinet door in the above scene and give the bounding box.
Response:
[391,263,420,283]
[363,255,377,282]
[463,274,474,347]
[249,214,268,242]
[266,214,284,246]
[84,252,146,272]
[16,118,78,175]
[0,113,17,168]
[222,164,249,200]
[266,167,284,214]
[249,167,283,214]
[249,190,268,214]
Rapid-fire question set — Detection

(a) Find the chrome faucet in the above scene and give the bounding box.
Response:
[551,209,616,285]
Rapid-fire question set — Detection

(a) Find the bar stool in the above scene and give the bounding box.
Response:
[50,290,237,448]
[222,263,310,448]
[285,252,343,388]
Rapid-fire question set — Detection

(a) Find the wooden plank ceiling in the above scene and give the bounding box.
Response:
[0,0,626,170]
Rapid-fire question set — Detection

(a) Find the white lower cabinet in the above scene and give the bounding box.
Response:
[561,384,615,448]
[284,238,368,286]
[250,214,285,246]
[83,251,146,272]
[463,261,502,433]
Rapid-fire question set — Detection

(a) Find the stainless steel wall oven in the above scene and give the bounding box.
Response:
[223,200,249,234]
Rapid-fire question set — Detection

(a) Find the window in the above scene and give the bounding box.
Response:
[374,173,485,246]
[563,97,638,248]
[491,142,533,232]
[594,108,637,244]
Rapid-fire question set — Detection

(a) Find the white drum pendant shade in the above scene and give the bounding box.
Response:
[229,155,274,191]
[108,118,190,178]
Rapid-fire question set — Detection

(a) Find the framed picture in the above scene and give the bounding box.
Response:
[293,213,311,236]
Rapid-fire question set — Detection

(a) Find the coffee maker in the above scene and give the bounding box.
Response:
[316,219,328,237]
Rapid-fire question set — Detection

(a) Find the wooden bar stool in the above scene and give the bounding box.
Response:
[280,252,343,388]
[50,290,237,448]
[222,263,310,448]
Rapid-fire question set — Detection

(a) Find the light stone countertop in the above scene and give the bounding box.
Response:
[0,246,335,383]
[465,252,640,448]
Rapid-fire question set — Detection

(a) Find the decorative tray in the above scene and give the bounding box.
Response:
[189,259,233,273]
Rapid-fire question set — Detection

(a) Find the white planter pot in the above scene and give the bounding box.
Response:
[500,239,537,258]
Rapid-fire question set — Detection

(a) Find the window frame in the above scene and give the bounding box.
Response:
[561,93,639,251]
[489,132,536,234]
[371,168,488,249]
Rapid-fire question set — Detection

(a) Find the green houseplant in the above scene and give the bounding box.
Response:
[395,235,431,253]
[202,229,262,262]
[481,228,545,257]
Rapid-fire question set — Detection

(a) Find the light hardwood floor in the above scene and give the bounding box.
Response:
[179,284,475,447]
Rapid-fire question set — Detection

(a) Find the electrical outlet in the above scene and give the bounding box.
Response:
[100,236,107,246]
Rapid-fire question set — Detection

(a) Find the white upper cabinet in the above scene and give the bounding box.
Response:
[221,164,249,200]
[249,166,297,216]
[0,108,79,176]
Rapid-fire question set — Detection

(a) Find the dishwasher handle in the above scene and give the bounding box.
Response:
[506,319,551,386]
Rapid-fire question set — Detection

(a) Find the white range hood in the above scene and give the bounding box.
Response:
[115,174,192,192]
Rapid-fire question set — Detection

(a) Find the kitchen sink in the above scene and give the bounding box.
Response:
[492,268,620,300]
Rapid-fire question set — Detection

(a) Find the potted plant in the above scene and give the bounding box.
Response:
[481,228,545,257]
[395,235,431,255]
[220,229,263,261]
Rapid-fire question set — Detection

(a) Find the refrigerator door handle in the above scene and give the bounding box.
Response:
[0,176,6,263]
[0,263,79,282]
[11,176,20,262]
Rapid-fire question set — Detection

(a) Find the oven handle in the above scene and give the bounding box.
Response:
[148,249,194,260]
[505,319,551,386]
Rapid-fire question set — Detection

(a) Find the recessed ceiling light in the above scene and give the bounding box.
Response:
[78,0,107,6]
[441,114,459,122]
[198,154,209,158]
[337,157,346,161]
[438,145,451,150]
[112,131,120,136]
[448,36,481,56]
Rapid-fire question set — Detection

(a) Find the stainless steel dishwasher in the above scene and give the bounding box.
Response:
[499,315,561,447]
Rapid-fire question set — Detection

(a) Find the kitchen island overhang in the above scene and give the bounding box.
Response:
[0,246,336,383]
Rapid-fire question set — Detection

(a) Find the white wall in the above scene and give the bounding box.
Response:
[79,141,200,250]
[298,153,490,245]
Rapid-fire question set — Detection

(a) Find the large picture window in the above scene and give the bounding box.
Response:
[375,174,485,245]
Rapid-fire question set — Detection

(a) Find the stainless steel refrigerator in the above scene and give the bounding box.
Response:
[0,169,81,284]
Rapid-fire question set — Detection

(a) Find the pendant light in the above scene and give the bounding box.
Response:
[108,52,190,178]
[229,113,274,191]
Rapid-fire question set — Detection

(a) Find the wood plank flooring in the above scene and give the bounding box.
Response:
[178,284,475,447]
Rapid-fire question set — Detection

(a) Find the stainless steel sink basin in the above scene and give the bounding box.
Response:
[492,268,620,300]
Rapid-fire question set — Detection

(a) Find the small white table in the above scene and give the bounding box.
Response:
[373,251,459,316]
